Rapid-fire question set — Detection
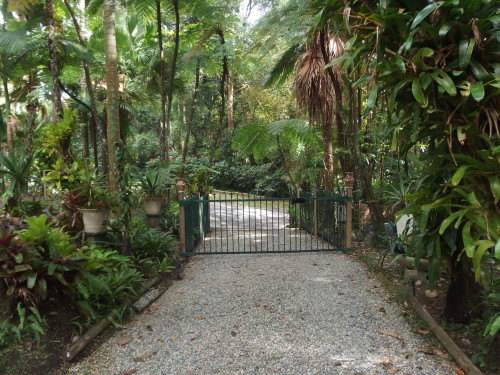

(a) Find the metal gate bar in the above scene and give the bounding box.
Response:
[179,191,352,256]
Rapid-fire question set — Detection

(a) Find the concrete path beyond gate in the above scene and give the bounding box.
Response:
[68,253,455,375]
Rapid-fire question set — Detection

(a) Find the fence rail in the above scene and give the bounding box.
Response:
[178,187,353,256]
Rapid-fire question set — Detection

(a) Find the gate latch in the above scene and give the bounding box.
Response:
[290,198,305,204]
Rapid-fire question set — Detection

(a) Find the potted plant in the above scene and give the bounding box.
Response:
[138,168,172,216]
[75,189,114,234]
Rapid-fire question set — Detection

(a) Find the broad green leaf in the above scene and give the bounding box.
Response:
[412,76,428,107]
[470,82,485,101]
[14,264,31,272]
[388,78,412,110]
[466,192,481,207]
[439,21,458,37]
[428,252,441,288]
[458,39,475,69]
[439,210,465,235]
[473,240,494,280]
[366,83,381,112]
[48,262,57,276]
[13,253,23,263]
[390,130,398,152]
[411,2,443,29]
[457,126,467,142]
[430,69,457,96]
[27,273,37,289]
[463,221,474,255]
[485,315,500,336]
[495,239,500,260]
[38,278,47,300]
[451,165,469,185]
[489,175,500,204]
[470,59,491,81]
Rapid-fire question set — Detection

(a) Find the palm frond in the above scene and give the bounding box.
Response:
[264,43,303,87]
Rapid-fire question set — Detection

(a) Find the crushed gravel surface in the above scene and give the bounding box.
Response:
[68,252,456,375]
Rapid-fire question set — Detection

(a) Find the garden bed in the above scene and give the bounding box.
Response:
[354,240,500,375]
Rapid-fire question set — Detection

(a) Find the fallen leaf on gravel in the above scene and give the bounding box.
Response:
[334,361,342,366]
[456,370,466,375]
[170,335,177,341]
[157,338,165,343]
[194,316,206,320]
[378,307,386,313]
[387,368,401,374]
[254,303,261,307]
[378,331,406,347]
[151,303,161,307]
[418,329,430,335]
[117,336,131,346]
[433,349,448,359]
[280,317,289,321]
[374,358,394,365]
[117,370,138,375]
[230,331,237,337]
[134,351,157,362]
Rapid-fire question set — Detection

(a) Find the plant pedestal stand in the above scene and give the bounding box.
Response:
[146,215,161,230]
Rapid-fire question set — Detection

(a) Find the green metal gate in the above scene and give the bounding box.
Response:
[179,191,352,256]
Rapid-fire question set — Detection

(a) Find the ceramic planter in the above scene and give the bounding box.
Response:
[143,198,164,216]
[81,209,110,234]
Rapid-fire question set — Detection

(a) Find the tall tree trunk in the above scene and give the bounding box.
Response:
[161,0,179,162]
[215,27,228,128]
[64,0,106,172]
[46,0,63,121]
[103,0,120,193]
[181,60,201,178]
[156,0,168,162]
[227,70,234,131]
[322,116,334,191]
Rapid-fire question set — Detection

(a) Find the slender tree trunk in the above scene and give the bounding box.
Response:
[322,117,334,191]
[46,0,63,121]
[103,0,120,193]
[181,60,201,178]
[162,0,179,162]
[156,0,168,162]
[64,0,106,172]
[227,70,234,131]
[276,135,298,192]
[215,27,228,128]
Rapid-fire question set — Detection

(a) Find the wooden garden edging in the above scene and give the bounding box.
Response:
[406,293,483,375]
[65,259,187,361]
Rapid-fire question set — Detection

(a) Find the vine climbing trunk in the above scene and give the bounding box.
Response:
[216,27,228,129]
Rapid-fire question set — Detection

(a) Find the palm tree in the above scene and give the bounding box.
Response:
[103,0,120,193]
[293,30,341,192]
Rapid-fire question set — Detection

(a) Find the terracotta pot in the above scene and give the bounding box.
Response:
[80,209,110,234]
[143,198,164,216]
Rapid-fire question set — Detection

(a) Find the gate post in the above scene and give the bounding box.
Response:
[344,172,354,250]
[313,189,318,237]
[176,179,186,254]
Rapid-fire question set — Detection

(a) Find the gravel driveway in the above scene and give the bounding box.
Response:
[68,252,455,375]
